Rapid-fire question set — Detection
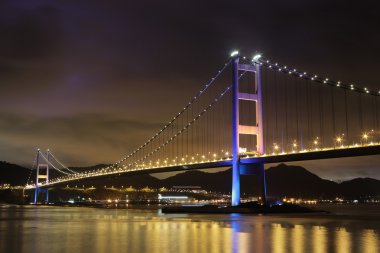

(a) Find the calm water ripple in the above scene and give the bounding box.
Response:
[0,205,379,253]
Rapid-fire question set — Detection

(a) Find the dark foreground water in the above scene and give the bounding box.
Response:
[0,204,379,253]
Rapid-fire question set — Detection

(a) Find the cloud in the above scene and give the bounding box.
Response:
[0,112,163,166]
[0,0,379,181]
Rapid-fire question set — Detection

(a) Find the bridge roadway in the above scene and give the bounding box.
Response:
[37,144,380,188]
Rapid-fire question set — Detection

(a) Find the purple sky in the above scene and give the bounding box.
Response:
[0,1,379,180]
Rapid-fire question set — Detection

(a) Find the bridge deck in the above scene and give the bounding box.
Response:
[35,145,380,188]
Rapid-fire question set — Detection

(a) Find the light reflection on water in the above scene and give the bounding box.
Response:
[0,206,379,253]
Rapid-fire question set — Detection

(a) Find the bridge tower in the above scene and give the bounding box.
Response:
[231,52,267,206]
[33,149,50,204]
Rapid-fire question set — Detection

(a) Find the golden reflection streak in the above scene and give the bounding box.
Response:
[292,225,304,253]
[200,223,208,253]
[239,229,250,253]
[312,226,327,253]
[335,227,351,253]
[179,223,187,253]
[211,223,221,253]
[224,223,233,253]
[146,220,154,253]
[191,223,198,253]
[362,229,378,253]
[272,223,286,253]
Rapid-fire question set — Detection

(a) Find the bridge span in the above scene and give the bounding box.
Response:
[27,51,380,206]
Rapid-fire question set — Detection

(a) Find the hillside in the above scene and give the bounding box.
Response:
[0,161,31,186]
[1,162,380,198]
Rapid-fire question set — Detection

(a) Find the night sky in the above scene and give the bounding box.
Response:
[0,1,379,180]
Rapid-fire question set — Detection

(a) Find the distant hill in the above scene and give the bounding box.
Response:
[339,178,380,198]
[1,162,380,198]
[0,161,31,186]
[161,170,232,193]
[265,164,339,198]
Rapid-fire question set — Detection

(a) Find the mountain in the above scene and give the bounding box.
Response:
[339,178,380,198]
[0,161,31,186]
[83,173,162,189]
[265,164,339,198]
[161,170,232,193]
[1,162,380,198]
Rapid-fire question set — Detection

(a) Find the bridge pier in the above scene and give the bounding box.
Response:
[34,187,49,204]
[259,164,267,204]
[231,53,240,206]
[34,187,38,204]
[231,52,266,206]
[239,163,267,204]
[33,149,50,204]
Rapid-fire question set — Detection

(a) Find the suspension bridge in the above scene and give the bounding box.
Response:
[26,51,380,206]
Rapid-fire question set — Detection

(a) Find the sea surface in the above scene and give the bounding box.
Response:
[0,204,379,253]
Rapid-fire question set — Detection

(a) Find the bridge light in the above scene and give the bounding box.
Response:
[313,137,320,148]
[335,135,344,148]
[230,50,239,57]
[252,54,262,62]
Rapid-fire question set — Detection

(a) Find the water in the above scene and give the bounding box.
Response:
[0,205,379,253]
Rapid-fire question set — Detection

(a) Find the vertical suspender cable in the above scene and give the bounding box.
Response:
[344,90,349,145]
[372,96,376,132]
[284,74,289,151]
[331,87,336,143]
[187,108,189,159]
[275,71,279,152]
[264,69,270,154]
[295,76,299,146]
[271,70,275,150]
[376,97,379,137]
[359,94,363,132]
[306,79,311,148]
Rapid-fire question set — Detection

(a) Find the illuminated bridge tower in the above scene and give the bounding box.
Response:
[34,149,50,204]
[231,52,266,206]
